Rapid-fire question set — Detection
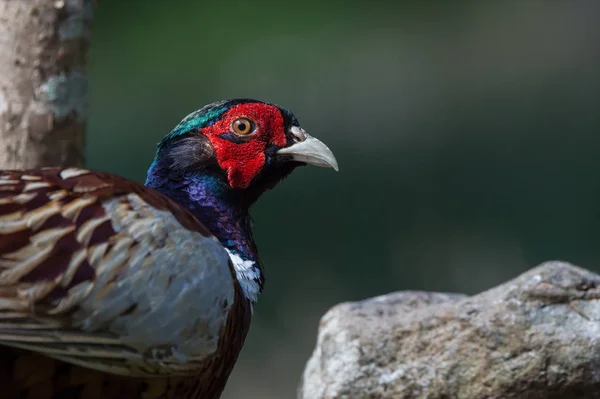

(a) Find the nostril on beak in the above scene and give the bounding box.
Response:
[289,126,307,143]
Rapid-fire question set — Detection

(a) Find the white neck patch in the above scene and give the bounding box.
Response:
[225,248,262,303]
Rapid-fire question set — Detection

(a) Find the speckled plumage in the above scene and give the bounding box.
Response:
[0,99,338,399]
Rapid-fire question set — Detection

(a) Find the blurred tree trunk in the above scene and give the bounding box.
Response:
[0,0,92,170]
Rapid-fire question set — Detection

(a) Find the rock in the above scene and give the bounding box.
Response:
[299,261,600,399]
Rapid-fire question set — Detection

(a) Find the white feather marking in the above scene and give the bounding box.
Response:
[128,218,159,242]
[61,197,97,220]
[59,168,90,180]
[60,248,88,287]
[88,242,109,266]
[93,236,133,277]
[0,298,28,310]
[25,202,62,230]
[48,281,94,314]
[0,246,54,283]
[75,215,111,246]
[12,193,37,204]
[23,182,51,191]
[0,243,39,263]
[18,280,56,302]
[0,211,22,222]
[0,219,27,234]
[225,248,261,303]
[49,190,68,201]
[29,225,75,246]
[20,175,42,181]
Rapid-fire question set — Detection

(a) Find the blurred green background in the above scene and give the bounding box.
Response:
[89,1,600,397]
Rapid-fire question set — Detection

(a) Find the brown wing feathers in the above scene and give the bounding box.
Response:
[0,169,101,310]
[0,167,211,315]
[0,169,137,306]
[0,168,246,398]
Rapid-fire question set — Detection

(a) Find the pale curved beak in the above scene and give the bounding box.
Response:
[276,127,339,171]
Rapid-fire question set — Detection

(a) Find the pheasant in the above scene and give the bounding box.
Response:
[0,99,338,399]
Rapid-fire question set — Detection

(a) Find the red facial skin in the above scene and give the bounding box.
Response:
[201,103,287,189]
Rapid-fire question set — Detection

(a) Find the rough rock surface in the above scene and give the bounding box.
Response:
[299,262,600,399]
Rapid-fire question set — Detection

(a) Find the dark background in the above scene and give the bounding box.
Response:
[89,1,600,397]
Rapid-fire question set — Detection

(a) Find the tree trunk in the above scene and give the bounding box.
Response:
[0,0,92,170]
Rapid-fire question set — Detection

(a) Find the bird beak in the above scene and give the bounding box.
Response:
[276,126,339,171]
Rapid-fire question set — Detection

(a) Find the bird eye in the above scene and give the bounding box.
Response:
[232,118,255,135]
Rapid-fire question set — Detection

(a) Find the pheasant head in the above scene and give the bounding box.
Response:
[149,98,337,198]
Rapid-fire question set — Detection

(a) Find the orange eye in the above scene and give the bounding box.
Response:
[232,118,255,135]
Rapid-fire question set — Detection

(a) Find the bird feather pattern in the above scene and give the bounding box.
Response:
[0,167,241,378]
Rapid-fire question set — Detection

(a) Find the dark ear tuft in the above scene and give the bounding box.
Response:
[164,134,216,172]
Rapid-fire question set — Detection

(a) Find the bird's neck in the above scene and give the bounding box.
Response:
[145,158,263,301]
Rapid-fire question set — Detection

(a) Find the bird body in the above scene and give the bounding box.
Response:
[0,99,337,398]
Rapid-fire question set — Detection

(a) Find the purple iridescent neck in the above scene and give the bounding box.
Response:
[145,157,259,262]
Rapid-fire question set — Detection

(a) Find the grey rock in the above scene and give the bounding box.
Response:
[299,261,600,399]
